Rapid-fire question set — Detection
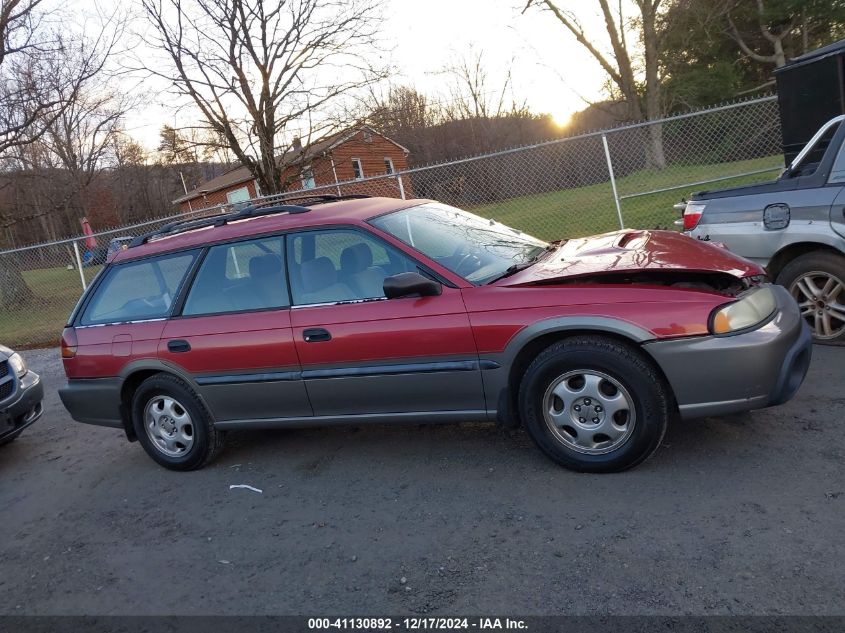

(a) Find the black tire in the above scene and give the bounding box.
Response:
[775,251,845,345]
[131,373,225,471]
[518,336,670,473]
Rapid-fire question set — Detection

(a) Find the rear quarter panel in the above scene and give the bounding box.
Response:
[64,321,166,378]
[692,187,845,265]
[831,187,845,241]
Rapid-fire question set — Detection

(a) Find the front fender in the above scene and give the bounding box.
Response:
[478,316,655,424]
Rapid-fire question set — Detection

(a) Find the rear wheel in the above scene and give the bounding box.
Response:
[131,374,224,470]
[776,251,845,344]
[518,336,670,473]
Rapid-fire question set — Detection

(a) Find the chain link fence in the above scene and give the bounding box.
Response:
[0,95,784,349]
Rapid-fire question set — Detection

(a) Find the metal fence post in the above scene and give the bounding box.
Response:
[395,175,406,200]
[602,133,625,230]
[72,239,87,291]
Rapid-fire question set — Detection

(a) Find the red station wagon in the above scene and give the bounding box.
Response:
[58,196,812,472]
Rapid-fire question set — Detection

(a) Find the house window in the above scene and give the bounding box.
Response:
[384,157,395,174]
[226,186,250,204]
[301,167,316,189]
[351,158,364,180]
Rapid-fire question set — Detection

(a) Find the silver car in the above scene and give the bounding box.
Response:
[0,345,43,444]
[679,115,845,343]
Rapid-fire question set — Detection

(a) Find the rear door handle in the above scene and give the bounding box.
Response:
[167,339,191,353]
[303,328,331,343]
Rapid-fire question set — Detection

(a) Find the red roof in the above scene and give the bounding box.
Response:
[115,197,426,263]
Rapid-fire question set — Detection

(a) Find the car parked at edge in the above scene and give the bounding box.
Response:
[678,115,845,343]
[83,236,134,267]
[0,345,44,445]
[58,196,811,473]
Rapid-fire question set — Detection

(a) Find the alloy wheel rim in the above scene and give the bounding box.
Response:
[144,395,194,457]
[542,369,636,455]
[790,271,845,340]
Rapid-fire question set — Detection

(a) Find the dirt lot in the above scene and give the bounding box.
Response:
[1,346,843,616]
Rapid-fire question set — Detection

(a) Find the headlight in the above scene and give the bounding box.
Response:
[710,287,777,335]
[8,352,27,378]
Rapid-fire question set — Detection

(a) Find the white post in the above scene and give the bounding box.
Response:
[180,171,194,213]
[602,133,625,229]
[330,155,342,196]
[72,239,87,291]
[229,246,242,278]
[396,174,406,200]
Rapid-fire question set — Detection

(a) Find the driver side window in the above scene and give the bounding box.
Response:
[287,229,417,305]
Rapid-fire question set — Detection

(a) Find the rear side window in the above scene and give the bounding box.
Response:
[81,252,196,325]
[182,236,289,316]
[829,139,845,184]
[793,122,840,178]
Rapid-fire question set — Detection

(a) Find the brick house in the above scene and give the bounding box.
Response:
[174,127,412,212]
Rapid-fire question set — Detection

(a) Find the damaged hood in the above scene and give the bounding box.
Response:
[499,230,763,285]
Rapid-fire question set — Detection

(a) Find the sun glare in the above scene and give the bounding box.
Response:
[550,110,572,128]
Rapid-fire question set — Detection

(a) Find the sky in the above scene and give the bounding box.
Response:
[102,0,625,151]
[382,0,613,123]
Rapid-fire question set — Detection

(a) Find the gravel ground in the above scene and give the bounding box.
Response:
[0,346,843,616]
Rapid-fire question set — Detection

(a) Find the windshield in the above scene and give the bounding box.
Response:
[370,202,548,284]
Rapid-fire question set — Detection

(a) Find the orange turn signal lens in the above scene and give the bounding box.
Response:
[60,327,78,358]
[709,287,777,335]
[711,311,731,334]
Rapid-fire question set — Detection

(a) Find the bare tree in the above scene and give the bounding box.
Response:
[639,0,665,169]
[157,124,234,165]
[0,1,121,309]
[0,0,56,155]
[4,32,131,233]
[0,1,115,154]
[523,0,667,169]
[443,49,523,121]
[43,84,130,224]
[140,0,387,196]
[727,0,796,68]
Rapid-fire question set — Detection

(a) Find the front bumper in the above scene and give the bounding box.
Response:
[0,371,44,442]
[644,285,812,419]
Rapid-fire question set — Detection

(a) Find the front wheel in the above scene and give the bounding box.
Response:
[131,373,225,470]
[518,336,670,473]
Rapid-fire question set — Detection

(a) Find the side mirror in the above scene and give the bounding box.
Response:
[383,272,442,299]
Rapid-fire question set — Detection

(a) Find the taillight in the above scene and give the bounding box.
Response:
[61,327,78,359]
[682,202,706,231]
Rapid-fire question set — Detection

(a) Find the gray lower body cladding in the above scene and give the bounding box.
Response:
[59,358,493,431]
[59,377,123,428]
[644,285,811,418]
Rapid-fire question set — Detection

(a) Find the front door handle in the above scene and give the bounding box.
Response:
[303,328,332,343]
[167,339,191,353]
